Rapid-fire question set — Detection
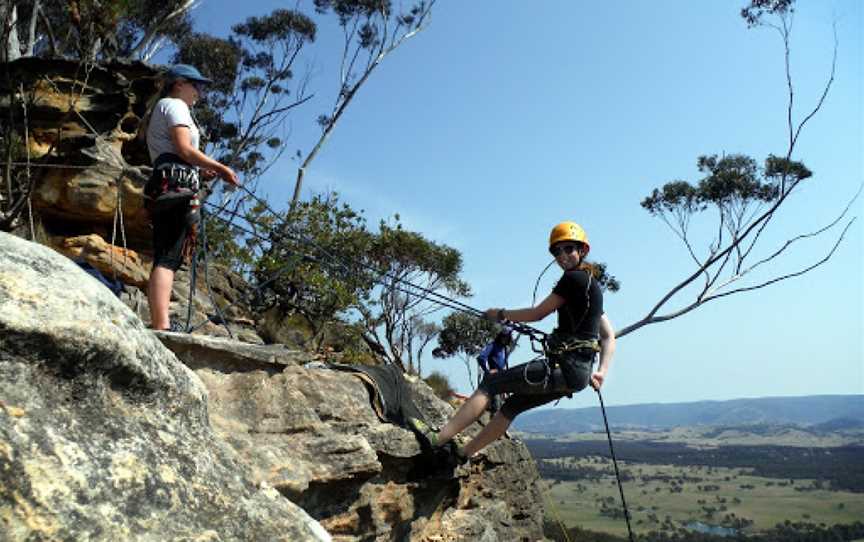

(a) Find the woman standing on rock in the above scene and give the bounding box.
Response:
[142,64,239,331]
[412,222,616,461]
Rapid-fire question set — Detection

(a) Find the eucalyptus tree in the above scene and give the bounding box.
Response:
[433,312,500,385]
[616,0,857,337]
[255,192,469,373]
[357,218,469,373]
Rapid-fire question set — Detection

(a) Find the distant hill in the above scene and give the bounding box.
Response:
[512,394,864,434]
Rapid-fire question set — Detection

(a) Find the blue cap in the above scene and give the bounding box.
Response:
[165,64,212,84]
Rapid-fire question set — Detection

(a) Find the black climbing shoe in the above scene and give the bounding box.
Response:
[168,320,186,332]
[153,320,185,333]
[450,443,469,466]
[407,417,439,448]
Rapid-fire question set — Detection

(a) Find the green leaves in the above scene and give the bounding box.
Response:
[231,9,316,42]
[314,0,393,25]
[174,33,241,95]
[741,0,794,28]
[641,180,702,217]
[642,153,809,220]
[585,262,621,293]
[696,154,775,205]
[252,192,470,370]
[372,221,471,299]
[255,193,373,334]
[764,155,812,183]
[433,312,499,360]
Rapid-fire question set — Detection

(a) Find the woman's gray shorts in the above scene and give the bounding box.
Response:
[477,353,594,421]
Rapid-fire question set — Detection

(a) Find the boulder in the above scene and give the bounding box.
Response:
[0,232,331,541]
[51,233,150,288]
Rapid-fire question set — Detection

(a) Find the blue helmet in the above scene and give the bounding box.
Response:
[165,64,212,84]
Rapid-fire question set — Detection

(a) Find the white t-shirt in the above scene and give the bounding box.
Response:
[146,97,200,163]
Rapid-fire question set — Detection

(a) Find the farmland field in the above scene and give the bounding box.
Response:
[541,457,864,539]
[523,432,864,540]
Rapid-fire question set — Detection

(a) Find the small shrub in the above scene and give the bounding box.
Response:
[424,371,454,400]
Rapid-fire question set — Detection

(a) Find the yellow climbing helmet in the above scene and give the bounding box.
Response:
[549,221,590,255]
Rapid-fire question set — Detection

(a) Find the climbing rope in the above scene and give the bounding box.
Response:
[200,194,548,342]
[19,85,35,241]
[541,483,573,542]
[597,388,635,542]
[184,203,234,337]
[109,174,129,282]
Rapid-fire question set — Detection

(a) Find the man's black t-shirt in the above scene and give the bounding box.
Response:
[551,268,604,339]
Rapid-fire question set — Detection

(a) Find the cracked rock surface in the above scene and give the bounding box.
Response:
[161,331,546,541]
[0,232,329,541]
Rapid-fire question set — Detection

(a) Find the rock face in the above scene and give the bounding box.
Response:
[1,58,156,249]
[0,233,546,541]
[51,233,151,287]
[0,232,330,541]
[163,333,547,542]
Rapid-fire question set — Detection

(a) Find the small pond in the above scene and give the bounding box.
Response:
[685,521,739,537]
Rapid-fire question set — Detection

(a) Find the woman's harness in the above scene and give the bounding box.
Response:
[144,153,201,216]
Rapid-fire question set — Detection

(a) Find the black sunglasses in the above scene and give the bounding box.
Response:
[187,80,207,93]
[550,243,581,257]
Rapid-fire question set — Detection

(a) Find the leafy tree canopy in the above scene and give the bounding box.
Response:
[433,311,499,360]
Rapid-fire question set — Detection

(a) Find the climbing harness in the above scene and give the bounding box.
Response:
[546,335,600,356]
[144,160,201,214]
[521,356,552,387]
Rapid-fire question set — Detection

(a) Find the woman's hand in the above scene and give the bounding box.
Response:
[590,370,606,391]
[484,308,502,321]
[219,165,239,186]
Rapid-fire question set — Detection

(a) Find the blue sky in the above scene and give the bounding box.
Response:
[191,1,862,406]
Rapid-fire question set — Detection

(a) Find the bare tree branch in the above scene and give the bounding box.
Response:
[24,0,39,56]
[289,0,437,209]
[790,21,837,152]
[707,218,855,300]
[127,0,200,60]
[739,182,861,278]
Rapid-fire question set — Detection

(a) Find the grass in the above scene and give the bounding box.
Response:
[542,456,864,538]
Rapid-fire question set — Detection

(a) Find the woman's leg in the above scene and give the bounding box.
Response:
[148,265,174,330]
[435,390,490,445]
[434,358,551,446]
[463,410,512,456]
[148,207,187,330]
